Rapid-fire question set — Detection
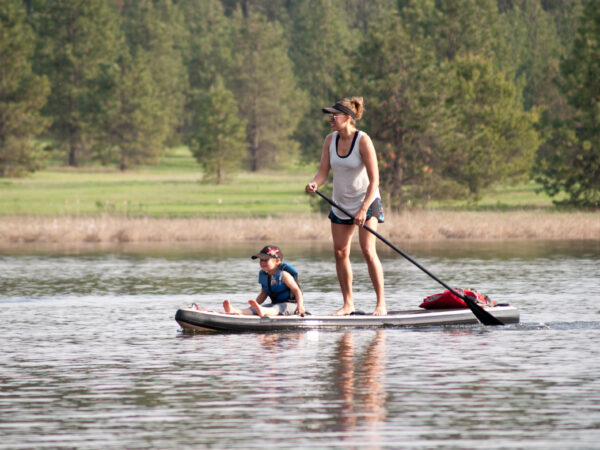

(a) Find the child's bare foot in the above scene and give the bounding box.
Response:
[248,299,265,317]
[223,299,241,315]
[332,305,355,316]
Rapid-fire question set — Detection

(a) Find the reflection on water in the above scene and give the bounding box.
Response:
[0,240,599,448]
[333,331,387,439]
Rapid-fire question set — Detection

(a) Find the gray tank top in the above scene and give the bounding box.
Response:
[329,130,380,220]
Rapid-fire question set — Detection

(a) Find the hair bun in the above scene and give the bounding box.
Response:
[336,97,365,120]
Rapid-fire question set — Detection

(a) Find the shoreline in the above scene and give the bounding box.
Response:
[1,210,598,245]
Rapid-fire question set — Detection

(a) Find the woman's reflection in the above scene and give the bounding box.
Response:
[334,330,387,433]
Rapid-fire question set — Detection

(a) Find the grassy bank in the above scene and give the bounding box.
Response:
[2,210,599,244]
[1,147,598,243]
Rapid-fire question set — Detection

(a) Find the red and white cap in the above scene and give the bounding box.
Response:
[251,245,282,260]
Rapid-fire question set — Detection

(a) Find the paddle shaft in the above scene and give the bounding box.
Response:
[315,190,503,326]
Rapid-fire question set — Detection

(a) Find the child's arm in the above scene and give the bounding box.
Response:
[254,288,268,305]
[282,271,305,315]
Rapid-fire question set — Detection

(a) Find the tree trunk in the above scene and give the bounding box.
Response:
[23,0,32,14]
[68,137,79,167]
[248,130,259,171]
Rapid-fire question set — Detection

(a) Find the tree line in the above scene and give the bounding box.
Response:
[1,0,598,207]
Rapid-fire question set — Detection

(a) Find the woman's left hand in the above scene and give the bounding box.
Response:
[354,209,367,227]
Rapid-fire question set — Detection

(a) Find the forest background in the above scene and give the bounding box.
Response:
[1,0,599,223]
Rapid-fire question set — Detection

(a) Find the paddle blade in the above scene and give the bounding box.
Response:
[462,294,504,326]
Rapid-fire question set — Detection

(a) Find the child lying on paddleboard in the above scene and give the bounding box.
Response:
[223,245,306,317]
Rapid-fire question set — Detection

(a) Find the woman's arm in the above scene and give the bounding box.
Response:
[355,134,380,224]
[282,271,305,315]
[305,135,332,193]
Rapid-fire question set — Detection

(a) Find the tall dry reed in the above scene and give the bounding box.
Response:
[1,211,598,244]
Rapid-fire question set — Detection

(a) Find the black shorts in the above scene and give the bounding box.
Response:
[328,198,385,225]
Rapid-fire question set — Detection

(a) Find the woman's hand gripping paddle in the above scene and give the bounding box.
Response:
[315,190,504,326]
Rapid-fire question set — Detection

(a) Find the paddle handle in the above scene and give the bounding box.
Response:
[315,190,504,326]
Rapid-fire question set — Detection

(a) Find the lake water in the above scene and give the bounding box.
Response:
[1,240,599,449]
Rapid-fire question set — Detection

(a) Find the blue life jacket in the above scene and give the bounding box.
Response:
[258,262,299,304]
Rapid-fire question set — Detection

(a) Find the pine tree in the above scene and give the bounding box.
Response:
[501,1,564,110]
[442,56,540,197]
[536,0,600,207]
[118,0,188,147]
[0,0,49,177]
[351,7,540,205]
[221,0,289,22]
[31,0,122,167]
[185,78,247,184]
[229,10,306,171]
[91,50,166,171]
[286,0,358,161]
[349,10,448,205]
[426,0,506,64]
[344,0,398,32]
[542,0,584,50]
[179,0,233,92]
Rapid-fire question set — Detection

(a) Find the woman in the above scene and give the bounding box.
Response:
[305,97,386,316]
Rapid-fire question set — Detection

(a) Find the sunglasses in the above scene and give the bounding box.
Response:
[327,113,346,120]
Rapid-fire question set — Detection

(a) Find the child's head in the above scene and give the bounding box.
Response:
[251,245,282,261]
[251,245,282,273]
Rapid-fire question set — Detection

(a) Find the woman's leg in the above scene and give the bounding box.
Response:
[331,222,356,315]
[358,218,386,315]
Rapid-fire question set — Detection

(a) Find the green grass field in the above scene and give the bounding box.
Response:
[1,147,313,217]
[0,146,558,217]
[430,182,562,211]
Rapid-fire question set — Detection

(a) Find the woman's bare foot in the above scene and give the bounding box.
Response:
[332,304,355,316]
[223,299,241,315]
[372,305,387,316]
[248,299,265,317]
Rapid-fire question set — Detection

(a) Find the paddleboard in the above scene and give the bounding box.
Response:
[175,304,519,332]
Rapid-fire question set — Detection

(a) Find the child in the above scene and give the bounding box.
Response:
[223,245,306,317]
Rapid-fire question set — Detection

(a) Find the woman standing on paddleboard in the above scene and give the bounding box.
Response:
[305,97,386,316]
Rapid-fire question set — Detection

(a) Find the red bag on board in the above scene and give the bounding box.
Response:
[419,288,497,309]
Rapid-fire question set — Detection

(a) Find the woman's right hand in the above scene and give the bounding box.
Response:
[305,182,317,193]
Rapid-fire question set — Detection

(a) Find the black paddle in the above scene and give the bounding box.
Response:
[315,190,504,326]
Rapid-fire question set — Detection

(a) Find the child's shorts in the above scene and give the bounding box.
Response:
[252,302,298,316]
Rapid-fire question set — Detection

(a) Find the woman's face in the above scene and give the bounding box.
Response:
[327,113,349,130]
